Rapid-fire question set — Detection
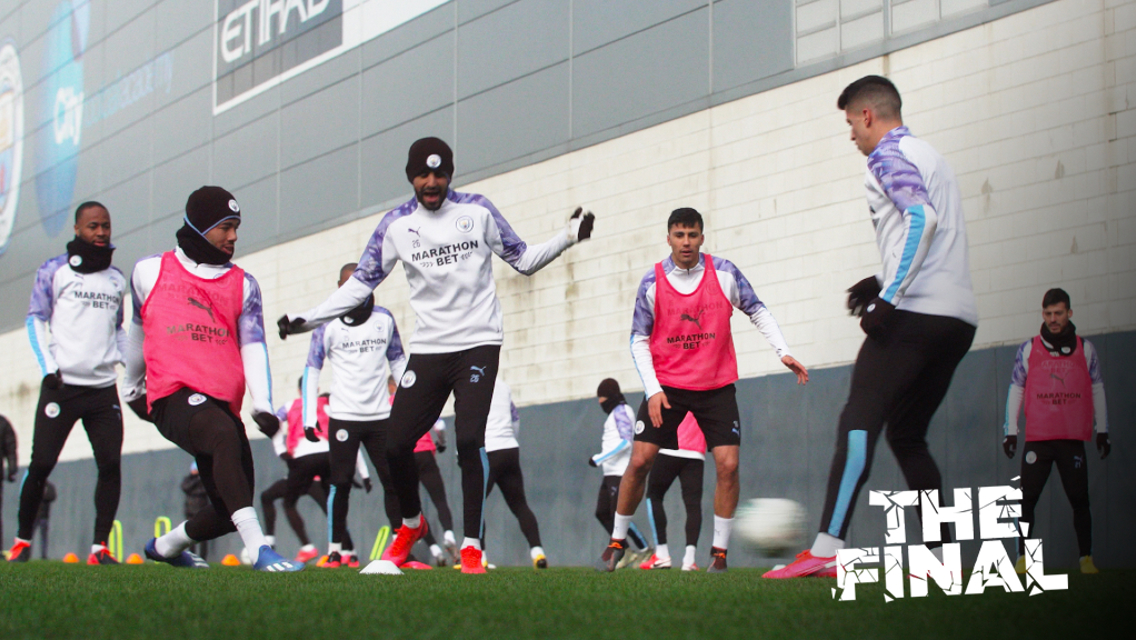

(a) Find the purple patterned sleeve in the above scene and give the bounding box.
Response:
[377,307,405,363]
[454,192,528,266]
[867,128,931,213]
[631,269,657,337]
[614,405,634,442]
[353,198,417,289]
[238,273,266,346]
[305,325,327,369]
[510,401,519,424]
[1085,339,1103,384]
[27,255,66,321]
[1010,341,1030,387]
[712,256,764,315]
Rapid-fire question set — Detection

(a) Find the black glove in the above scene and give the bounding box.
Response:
[363,477,373,493]
[588,456,597,468]
[253,411,280,437]
[859,298,895,337]
[127,397,153,423]
[846,276,882,317]
[1002,435,1017,459]
[569,207,595,242]
[43,370,64,390]
[435,440,447,453]
[281,452,294,463]
[1097,433,1111,459]
[277,314,307,340]
[303,426,320,443]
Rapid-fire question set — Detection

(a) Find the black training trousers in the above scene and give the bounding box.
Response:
[1019,439,1093,557]
[819,311,975,542]
[483,447,542,548]
[328,417,398,545]
[387,345,500,540]
[416,450,454,532]
[596,475,647,550]
[645,454,704,547]
[261,476,328,545]
[18,382,122,544]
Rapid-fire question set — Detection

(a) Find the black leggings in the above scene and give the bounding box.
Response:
[18,383,122,544]
[1020,440,1092,557]
[482,447,542,548]
[260,467,335,548]
[416,451,454,533]
[386,346,500,540]
[328,418,399,545]
[819,311,974,542]
[596,475,647,549]
[152,389,256,543]
[645,454,704,547]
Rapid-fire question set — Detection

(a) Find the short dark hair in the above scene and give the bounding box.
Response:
[74,201,107,223]
[837,75,902,120]
[297,378,303,392]
[667,207,703,232]
[1042,288,1071,309]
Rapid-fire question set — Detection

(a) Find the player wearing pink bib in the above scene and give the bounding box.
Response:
[597,207,808,573]
[124,186,301,572]
[1002,288,1110,575]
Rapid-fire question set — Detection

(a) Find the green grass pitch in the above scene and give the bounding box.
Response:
[0,563,1130,639]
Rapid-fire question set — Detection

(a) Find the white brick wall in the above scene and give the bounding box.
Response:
[1,0,1131,463]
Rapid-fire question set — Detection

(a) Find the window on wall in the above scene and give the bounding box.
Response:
[794,0,989,65]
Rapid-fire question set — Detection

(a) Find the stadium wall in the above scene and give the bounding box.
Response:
[0,0,1133,566]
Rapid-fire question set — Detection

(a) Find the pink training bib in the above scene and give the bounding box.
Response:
[649,254,738,391]
[1023,335,1093,442]
[676,412,707,453]
[414,432,436,453]
[142,251,245,413]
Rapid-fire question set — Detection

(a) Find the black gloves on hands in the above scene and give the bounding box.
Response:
[1097,433,1111,459]
[277,315,306,340]
[588,456,597,468]
[43,370,64,390]
[304,426,321,443]
[569,207,595,242]
[253,411,280,437]
[1003,435,1017,459]
[127,397,153,423]
[859,298,895,337]
[363,478,373,493]
[846,276,882,317]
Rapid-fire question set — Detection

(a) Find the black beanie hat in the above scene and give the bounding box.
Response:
[185,186,241,234]
[405,137,454,182]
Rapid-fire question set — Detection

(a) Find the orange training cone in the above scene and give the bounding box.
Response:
[62,552,80,563]
[126,553,144,564]
[221,554,241,566]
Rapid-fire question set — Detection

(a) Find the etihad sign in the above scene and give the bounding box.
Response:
[213,0,447,114]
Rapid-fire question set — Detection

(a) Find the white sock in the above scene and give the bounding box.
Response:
[712,516,734,550]
[655,543,670,561]
[612,513,634,541]
[683,545,696,567]
[91,543,107,555]
[444,530,456,546]
[530,546,545,560]
[810,532,845,558]
[265,535,276,548]
[155,522,195,558]
[430,544,444,559]
[327,542,341,554]
[231,507,269,564]
[403,514,422,529]
[462,537,481,551]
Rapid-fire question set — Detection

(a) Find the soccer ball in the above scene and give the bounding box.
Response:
[734,498,807,556]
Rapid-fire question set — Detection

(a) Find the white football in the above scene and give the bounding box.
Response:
[734,498,807,556]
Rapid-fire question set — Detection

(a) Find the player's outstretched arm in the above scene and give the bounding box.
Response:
[486,201,595,276]
[27,259,62,386]
[237,274,278,434]
[300,327,327,442]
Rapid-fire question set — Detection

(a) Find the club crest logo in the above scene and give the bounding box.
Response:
[401,371,416,388]
[0,39,25,256]
[336,429,348,442]
[228,199,239,212]
[69,255,82,267]
[455,216,474,233]
[44,402,60,418]
[1025,451,1037,464]
[426,154,441,169]
[634,420,645,435]
[188,393,207,406]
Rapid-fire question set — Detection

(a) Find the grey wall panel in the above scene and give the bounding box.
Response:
[213,110,277,192]
[571,0,705,55]
[145,208,183,254]
[280,77,358,170]
[277,143,357,239]
[151,145,211,226]
[361,1,453,68]
[98,171,151,238]
[456,0,568,100]
[359,106,454,211]
[572,8,710,138]
[157,28,216,109]
[280,44,360,106]
[360,33,453,139]
[99,7,158,137]
[103,0,153,38]
[212,83,281,139]
[1,223,65,278]
[229,174,279,251]
[456,61,568,174]
[97,115,152,191]
[151,0,211,53]
[456,0,514,25]
[151,86,212,168]
[711,0,794,93]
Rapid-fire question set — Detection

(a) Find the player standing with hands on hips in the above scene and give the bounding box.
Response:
[124,186,301,572]
[9,202,126,565]
[597,207,808,573]
[278,138,595,574]
[766,76,978,579]
[1002,288,1110,575]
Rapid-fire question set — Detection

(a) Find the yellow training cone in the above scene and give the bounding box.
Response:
[221,554,241,566]
[62,552,80,563]
[126,553,144,564]
[316,555,330,567]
